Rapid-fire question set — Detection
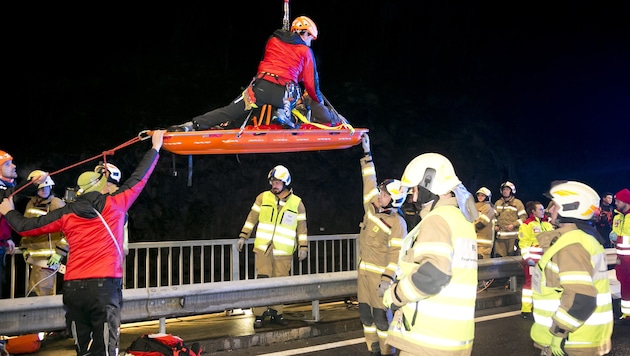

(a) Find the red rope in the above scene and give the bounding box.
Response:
[8,135,145,199]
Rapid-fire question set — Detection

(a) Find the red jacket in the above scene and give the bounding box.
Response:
[4,149,159,280]
[257,29,323,103]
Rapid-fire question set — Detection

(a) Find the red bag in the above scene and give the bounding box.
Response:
[6,334,42,354]
[126,333,202,356]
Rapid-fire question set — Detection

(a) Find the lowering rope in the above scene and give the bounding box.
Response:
[8,131,152,199]
[282,0,290,31]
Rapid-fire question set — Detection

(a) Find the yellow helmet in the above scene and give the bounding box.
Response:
[76,171,107,195]
[291,16,318,39]
[549,181,599,220]
[27,170,54,189]
[401,153,461,195]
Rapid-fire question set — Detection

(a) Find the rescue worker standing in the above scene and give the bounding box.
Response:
[356,133,406,356]
[21,171,67,296]
[474,187,495,260]
[517,201,553,319]
[530,181,613,355]
[236,165,308,329]
[611,188,630,323]
[0,130,166,356]
[168,16,342,132]
[382,153,479,355]
[494,181,527,257]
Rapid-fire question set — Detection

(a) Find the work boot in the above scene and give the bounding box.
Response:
[270,314,289,326]
[167,121,197,132]
[521,312,533,319]
[253,316,264,329]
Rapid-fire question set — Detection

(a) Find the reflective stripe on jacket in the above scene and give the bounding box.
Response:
[531,228,613,354]
[253,191,304,256]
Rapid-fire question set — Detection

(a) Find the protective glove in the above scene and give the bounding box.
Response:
[236,237,246,252]
[48,253,62,269]
[298,249,308,261]
[361,133,370,154]
[382,283,400,311]
[550,335,566,356]
[377,280,390,298]
[609,231,618,243]
[525,258,536,267]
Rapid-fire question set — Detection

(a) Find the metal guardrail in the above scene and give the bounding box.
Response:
[0,233,616,336]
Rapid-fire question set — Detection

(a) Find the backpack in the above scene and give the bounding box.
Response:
[125,333,202,356]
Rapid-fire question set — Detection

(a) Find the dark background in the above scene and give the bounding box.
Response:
[6,1,629,241]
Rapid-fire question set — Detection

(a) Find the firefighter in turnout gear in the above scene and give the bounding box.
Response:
[494,181,527,257]
[356,133,406,356]
[237,165,308,329]
[382,153,478,355]
[474,187,495,260]
[517,201,553,319]
[21,171,67,296]
[531,181,613,356]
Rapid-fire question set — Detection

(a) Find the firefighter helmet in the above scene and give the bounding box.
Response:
[268,165,291,186]
[27,170,54,189]
[379,179,406,208]
[476,187,492,201]
[76,171,107,196]
[500,181,516,195]
[95,163,121,184]
[548,181,599,220]
[400,153,461,195]
[291,16,318,39]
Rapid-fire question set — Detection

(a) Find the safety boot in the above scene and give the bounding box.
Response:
[268,308,289,326]
[253,316,264,329]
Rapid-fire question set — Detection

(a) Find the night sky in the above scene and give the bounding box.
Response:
[6,1,629,239]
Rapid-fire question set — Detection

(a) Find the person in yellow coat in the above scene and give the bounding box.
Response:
[517,201,553,319]
[356,133,406,356]
[530,181,613,355]
[21,171,67,296]
[383,153,478,355]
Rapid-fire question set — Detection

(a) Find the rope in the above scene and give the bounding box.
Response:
[291,109,356,134]
[8,132,151,199]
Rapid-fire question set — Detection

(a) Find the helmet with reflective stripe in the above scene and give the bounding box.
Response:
[27,170,55,189]
[95,163,121,184]
[500,181,516,195]
[291,16,318,39]
[549,181,599,220]
[400,153,461,195]
[476,187,492,201]
[268,165,291,186]
[379,179,406,208]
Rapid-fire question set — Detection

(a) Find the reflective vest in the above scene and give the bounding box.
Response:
[253,191,302,256]
[388,205,477,353]
[531,230,613,352]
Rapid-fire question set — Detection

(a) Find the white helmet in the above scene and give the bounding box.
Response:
[95,163,121,184]
[500,181,516,195]
[27,170,54,189]
[379,179,406,208]
[476,187,492,200]
[268,165,291,186]
[401,153,461,195]
[549,181,599,220]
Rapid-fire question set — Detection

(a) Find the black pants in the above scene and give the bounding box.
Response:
[63,278,122,356]
[193,79,287,129]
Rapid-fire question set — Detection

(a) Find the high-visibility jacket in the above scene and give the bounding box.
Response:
[611,210,630,315]
[494,196,526,240]
[518,215,553,262]
[530,226,613,355]
[387,199,478,354]
[242,190,307,256]
[22,195,67,262]
[474,201,495,253]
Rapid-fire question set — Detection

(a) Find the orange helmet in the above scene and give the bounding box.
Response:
[291,16,318,39]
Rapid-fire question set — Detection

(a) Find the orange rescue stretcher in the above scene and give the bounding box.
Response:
[151,107,368,155]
